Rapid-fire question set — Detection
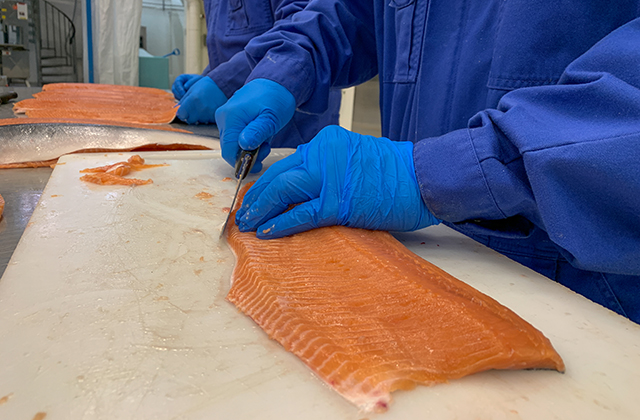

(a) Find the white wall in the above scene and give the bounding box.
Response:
[141,0,185,86]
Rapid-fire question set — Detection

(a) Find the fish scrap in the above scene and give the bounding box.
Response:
[79,155,165,186]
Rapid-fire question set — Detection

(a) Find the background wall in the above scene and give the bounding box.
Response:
[140,0,185,86]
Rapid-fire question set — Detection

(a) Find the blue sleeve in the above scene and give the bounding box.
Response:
[207,52,252,98]
[414,18,640,275]
[206,0,315,99]
[244,0,378,114]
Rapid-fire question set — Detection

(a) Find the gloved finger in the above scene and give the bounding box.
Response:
[253,199,330,239]
[176,96,198,125]
[220,131,242,168]
[236,150,304,221]
[172,82,185,100]
[237,167,318,231]
[183,75,202,92]
[220,128,270,170]
[248,143,271,174]
[238,114,282,150]
[172,74,191,100]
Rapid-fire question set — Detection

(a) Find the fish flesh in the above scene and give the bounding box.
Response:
[14,83,177,124]
[14,96,176,113]
[0,193,4,218]
[79,155,165,185]
[80,172,152,186]
[226,184,564,413]
[0,121,218,168]
[19,107,177,125]
[41,82,174,98]
[80,154,168,176]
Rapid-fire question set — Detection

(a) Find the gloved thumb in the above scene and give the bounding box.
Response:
[255,199,328,239]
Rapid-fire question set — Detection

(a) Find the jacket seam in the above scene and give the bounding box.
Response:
[523,130,640,155]
[489,76,560,83]
[466,129,507,219]
[597,273,628,317]
[442,0,468,133]
[476,130,640,164]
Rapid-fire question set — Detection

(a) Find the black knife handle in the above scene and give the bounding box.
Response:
[234,148,259,180]
[0,91,18,104]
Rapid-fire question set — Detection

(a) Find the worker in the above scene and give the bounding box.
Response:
[214,1,640,324]
[172,0,341,162]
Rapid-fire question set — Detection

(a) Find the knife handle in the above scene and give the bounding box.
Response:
[0,91,17,104]
[234,148,259,180]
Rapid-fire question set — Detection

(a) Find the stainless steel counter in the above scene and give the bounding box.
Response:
[0,168,52,277]
[0,88,45,277]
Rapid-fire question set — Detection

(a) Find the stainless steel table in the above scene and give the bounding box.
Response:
[0,88,47,277]
[0,168,52,277]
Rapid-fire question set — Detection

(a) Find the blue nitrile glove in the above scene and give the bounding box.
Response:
[176,76,228,125]
[235,125,441,239]
[172,73,203,100]
[215,78,296,173]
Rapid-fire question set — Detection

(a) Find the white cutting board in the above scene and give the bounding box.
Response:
[0,150,639,420]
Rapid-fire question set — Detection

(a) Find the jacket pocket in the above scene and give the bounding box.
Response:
[226,0,273,35]
[485,0,634,94]
[383,0,429,83]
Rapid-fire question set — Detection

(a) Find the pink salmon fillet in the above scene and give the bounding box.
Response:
[226,183,565,413]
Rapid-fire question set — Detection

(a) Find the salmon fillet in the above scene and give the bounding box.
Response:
[0,193,4,218]
[22,108,177,125]
[14,97,176,113]
[226,184,564,413]
[16,83,177,125]
[42,82,174,98]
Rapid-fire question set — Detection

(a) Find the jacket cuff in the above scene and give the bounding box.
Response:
[413,127,504,222]
[247,53,314,108]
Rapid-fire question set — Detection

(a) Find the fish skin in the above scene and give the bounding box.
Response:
[0,122,218,166]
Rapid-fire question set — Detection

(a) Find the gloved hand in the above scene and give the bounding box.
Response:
[172,73,203,100]
[235,125,441,239]
[176,76,228,125]
[215,78,296,173]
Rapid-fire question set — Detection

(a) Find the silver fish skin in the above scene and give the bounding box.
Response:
[0,123,219,165]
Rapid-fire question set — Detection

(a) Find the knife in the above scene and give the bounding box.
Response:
[219,148,259,238]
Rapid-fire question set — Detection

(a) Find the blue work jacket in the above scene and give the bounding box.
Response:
[243,0,640,323]
[202,0,341,147]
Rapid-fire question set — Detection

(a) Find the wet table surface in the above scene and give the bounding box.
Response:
[0,86,218,277]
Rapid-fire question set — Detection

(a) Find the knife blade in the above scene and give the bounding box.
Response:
[219,148,259,238]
